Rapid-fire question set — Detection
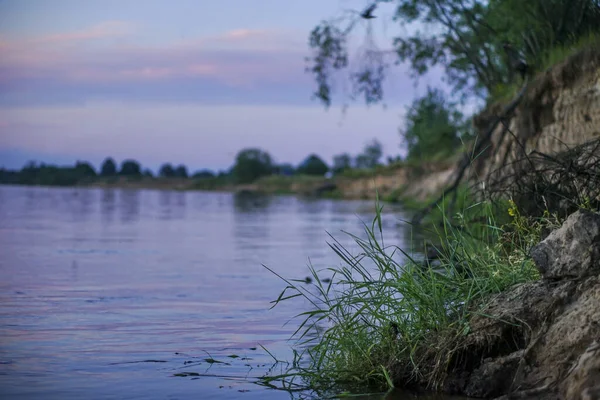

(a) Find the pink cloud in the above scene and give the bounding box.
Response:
[222,29,268,40]
[30,21,135,45]
[0,23,306,89]
[168,28,299,52]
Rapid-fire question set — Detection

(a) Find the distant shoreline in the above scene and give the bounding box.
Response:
[0,163,452,205]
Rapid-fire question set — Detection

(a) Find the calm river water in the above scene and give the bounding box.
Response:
[0,185,453,399]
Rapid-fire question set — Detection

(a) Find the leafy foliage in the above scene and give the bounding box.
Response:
[401,87,465,161]
[159,163,175,178]
[306,0,600,104]
[297,154,329,176]
[272,163,295,176]
[2,161,97,186]
[193,169,216,179]
[355,139,383,169]
[332,153,352,174]
[174,164,188,178]
[232,148,273,184]
[119,159,142,176]
[100,157,117,176]
[307,22,349,106]
[74,161,97,177]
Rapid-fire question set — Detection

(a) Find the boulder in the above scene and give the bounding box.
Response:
[531,210,600,280]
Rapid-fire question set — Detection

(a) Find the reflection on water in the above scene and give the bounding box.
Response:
[233,192,272,213]
[0,185,444,399]
[119,189,141,224]
[101,189,117,223]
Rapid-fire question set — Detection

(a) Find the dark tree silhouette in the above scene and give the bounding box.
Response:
[333,153,352,174]
[174,165,188,178]
[119,159,142,176]
[75,161,97,177]
[159,163,175,178]
[297,154,329,176]
[355,139,383,169]
[193,169,216,179]
[232,148,273,184]
[100,158,117,176]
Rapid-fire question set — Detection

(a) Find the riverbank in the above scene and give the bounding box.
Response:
[264,204,600,399]
[0,161,455,205]
[60,158,454,202]
[259,43,600,399]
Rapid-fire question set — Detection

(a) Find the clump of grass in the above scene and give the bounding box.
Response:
[537,31,600,72]
[490,31,600,104]
[263,193,557,395]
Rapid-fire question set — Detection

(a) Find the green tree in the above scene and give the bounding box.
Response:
[159,163,175,178]
[232,148,273,183]
[307,0,600,104]
[401,87,464,161]
[332,153,352,174]
[100,157,117,176]
[119,159,142,176]
[193,169,215,179]
[297,154,329,176]
[74,161,96,177]
[273,163,295,176]
[174,164,188,178]
[142,169,154,178]
[355,139,383,169]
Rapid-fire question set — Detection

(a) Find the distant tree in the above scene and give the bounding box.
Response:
[159,163,175,178]
[174,164,188,178]
[401,88,464,161]
[14,161,88,186]
[74,161,97,177]
[193,169,216,179]
[387,155,402,165]
[119,159,142,176]
[358,139,383,168]
[0,168,18,184]
[297,154,329,176]
[273,163,295,176]
[354,154,369,169]
[363,139,383,168]
[332,153,352,174]
[232,148,273,183]
[100,157,117,176]
[142,169,154,178]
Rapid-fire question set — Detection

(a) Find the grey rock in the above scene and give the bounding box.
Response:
[531,210,600,280]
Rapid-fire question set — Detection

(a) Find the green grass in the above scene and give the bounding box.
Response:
[490,31,600,104]
[262,193,558,395]
[537,31,600,72]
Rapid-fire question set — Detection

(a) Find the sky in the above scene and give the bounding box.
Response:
[0,0,443,173]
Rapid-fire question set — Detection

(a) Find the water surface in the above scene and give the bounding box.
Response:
[0,185,419,399]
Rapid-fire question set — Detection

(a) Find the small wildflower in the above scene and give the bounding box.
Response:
[507,199,517,217]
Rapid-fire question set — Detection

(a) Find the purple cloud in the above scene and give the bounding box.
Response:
[0,24,318,106]
[0,22,426,107]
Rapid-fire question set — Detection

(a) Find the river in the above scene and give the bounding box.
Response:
[0,184,473,399]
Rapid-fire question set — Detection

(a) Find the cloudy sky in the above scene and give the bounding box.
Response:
[0,0,441,173]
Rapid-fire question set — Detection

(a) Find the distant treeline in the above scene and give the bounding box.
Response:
[0,157,218,187]
[0,140,399,188]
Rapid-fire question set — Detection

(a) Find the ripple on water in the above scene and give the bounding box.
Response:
[0,186,420,399]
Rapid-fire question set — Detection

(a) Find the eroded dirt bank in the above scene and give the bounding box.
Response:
[336,43,600,203]
[407,210,600,399]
